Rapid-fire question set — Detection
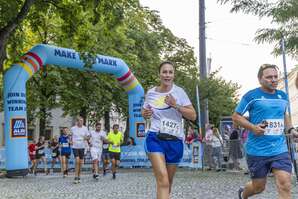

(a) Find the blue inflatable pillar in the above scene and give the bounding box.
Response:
[4,44,144,177]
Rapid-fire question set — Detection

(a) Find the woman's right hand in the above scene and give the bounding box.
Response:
[142,108,153,119]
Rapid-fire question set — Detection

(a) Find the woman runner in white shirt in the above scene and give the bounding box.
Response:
[142,61,196,199]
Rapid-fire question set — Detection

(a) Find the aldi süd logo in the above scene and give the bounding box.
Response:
[11,118,27,138]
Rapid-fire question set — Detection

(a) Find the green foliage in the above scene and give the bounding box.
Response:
[218,0,298,58]
[199,69,240,126]
[0,0,240,128]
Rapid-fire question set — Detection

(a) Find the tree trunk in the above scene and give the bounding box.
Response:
[104,110,110,132]
[79,108,87,126]
[39,107,46,139]
[0,0,36,72]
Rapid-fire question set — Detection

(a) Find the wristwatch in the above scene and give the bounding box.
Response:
[287,127,295,134]
[175,104,182,111]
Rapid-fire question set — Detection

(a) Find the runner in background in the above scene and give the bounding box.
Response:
[107,124,123,180]
[89,122,106,180]
[50,136,61,173]
[35,136,48,175]
[28,140,37,175]
[59,127,72,178]
[71,116,89,184]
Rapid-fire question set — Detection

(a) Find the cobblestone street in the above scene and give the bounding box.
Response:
[0,169,297,199]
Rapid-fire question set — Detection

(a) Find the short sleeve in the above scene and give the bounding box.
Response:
[235,95,250,115]
[178,88,192,106]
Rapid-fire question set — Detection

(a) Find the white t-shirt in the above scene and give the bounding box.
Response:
[71,125,89,149]
[143,84,191,139]
[90,130,106,149]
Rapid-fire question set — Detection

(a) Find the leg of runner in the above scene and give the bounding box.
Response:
[34,158,39,176]
[31,159,36,174]
[166,165,177,194]
[240,179,266,199]
[78,158,84,182]
[92,159,99,179]
[43,156,48,175]
[59,156,62,173]
[51,158,56,173]
[65,156,69,176]
[103,154,110,175]
[74,156,80,183]
[61,156,66,177]
[149,153,169,199]
[111,157,116,179]
[273,169,291,199]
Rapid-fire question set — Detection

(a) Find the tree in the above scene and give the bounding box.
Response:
[0,0,36,72]
[218,0,298,58]
[199,69,240,126]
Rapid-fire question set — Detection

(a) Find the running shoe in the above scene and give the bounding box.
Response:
[63,170,67,178]
[73,177,79,184]
[238,187,244,199]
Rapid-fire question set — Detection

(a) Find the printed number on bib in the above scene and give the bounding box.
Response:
[160,118,181,137]
[52,152,56,157]
[264,119,284,136]
[38,150,44,154]
[62,143,69,147]
[112,145,120,150]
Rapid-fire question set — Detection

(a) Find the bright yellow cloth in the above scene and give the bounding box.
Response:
[107,131,123,153]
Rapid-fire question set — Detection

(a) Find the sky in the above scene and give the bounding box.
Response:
[139,0,297,97]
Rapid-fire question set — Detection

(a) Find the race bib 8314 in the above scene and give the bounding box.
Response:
[264,119,284,136]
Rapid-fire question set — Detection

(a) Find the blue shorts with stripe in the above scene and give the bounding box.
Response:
[144,131,184,164]
[247,152,292,179]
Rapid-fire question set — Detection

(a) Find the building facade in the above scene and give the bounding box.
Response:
[278,67,298,127]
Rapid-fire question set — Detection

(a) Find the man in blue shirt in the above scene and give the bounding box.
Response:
[233,64,298,199]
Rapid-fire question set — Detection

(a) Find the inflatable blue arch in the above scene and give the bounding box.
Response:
[4,44,145,177]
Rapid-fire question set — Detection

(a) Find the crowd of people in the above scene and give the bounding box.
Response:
[28,117,123,183]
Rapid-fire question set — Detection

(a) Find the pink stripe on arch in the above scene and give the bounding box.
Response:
[26,52,43,69]
[117,70,131,81]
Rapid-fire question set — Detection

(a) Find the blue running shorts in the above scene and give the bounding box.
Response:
[246,152,292,179]
[144,131,184,164]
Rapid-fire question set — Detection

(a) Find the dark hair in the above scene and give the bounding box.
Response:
[159,61,175,73]
[95,122,101,126]
[113,124,119,128]
[257,64,279,79]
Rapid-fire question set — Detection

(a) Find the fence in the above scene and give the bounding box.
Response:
[0,142,204,170]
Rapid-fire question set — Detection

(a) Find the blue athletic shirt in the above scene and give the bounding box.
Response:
[235,87,288,156]
[59,135,71,154]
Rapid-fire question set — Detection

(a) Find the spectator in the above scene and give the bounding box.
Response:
[203,124,214,170]
[127,137,136,146]
[211,127,224,171]
[185,126,195,148]
[229,126,243,171]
